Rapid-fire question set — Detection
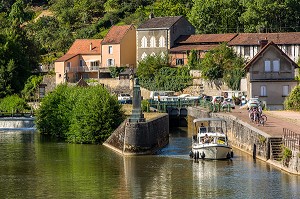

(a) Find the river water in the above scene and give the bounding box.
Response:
[0,128,299,199]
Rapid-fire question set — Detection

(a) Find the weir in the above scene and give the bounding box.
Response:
[0,117,36,130]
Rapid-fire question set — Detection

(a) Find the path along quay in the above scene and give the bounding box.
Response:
[210,106,300,175]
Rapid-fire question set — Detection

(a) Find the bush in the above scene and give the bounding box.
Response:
[284,85,300,111]
[36,84,125,143]
[0,95,29,113]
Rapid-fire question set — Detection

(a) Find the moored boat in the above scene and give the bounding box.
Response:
[190,118,233,160]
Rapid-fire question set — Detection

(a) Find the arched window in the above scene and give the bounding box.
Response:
[150,36,156,47]
[151,52,155,56]
[141,52,147,59]
[159,36,165,47]
[141,36,147,48]
[160,52,165,57]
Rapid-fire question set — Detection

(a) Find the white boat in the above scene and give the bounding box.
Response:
[190,118,233,160]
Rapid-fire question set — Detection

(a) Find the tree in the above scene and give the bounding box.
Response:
[284,85,300,111]
[137,54,192,91]
[21,75,43,101]
[188,0,244,33]
[36,84,125,143]
[199,43,245,90]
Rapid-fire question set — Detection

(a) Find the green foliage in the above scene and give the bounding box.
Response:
[284,85,300,111]
[0,95,29,112]
[188,0,244,33]
[109,67,125,78]
[21,75,43,101]
[36,84,125,144]
[138,57,192,91]
[199,43,245,90]
[141,99,150,112]
[188,49,199,69]
[152,0,192,17]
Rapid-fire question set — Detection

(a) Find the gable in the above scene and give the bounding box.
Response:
[245,42,299,71]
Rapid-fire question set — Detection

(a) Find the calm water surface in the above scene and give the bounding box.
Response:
[0,128,299,199]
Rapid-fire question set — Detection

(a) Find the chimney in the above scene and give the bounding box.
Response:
[259,38,268,49]
[90,42,92,51]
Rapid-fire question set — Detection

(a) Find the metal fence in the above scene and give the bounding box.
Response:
[147,99,232,113]
[283,128,300,151]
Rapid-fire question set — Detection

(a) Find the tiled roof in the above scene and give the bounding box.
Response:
[169,44,218,53]
[102,25,134,44]
[56,39,102,62]
[245,41,299,71]
[176,34,238,44]
[137,16,183,30]
[228,32,300,45]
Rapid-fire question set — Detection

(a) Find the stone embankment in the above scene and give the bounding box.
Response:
[188,106,300,175]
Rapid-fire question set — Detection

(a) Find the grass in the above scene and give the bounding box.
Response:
[121,104,164,120]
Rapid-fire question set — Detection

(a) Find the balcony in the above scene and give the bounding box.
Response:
[68,66,99,73]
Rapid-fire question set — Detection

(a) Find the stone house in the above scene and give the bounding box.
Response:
[136,15,195,62]
[245,41,299,110]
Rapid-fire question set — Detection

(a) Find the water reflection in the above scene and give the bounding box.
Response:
[0,129,300,199]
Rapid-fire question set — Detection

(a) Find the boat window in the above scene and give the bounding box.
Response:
[207,127,214,132]
[216,127,223,133]
[200,127,206,133]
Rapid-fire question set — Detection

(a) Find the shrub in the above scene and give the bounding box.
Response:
[0,95,29,113]
[36,84,125,143]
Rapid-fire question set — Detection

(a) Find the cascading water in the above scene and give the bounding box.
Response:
[0,117,36,131]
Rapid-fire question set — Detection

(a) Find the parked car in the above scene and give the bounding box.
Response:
[222,98,235,109]
[247,98,261,108]
[118,93,132,104]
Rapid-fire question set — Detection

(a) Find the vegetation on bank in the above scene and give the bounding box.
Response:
[137,54,192,92]
[36,84,125,144]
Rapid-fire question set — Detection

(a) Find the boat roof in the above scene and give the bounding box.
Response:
[198,132,226,137]
[193,118,226,123]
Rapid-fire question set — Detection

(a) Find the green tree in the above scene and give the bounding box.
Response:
[188,0,243,33]
[284,85,300,111]
[0,94,29,113]
[36,84,125,143]
[21,75,43,101]
[200,43,245,90]
[152,0,192,17]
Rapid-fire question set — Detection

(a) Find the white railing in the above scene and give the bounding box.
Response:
[68,66,99,72]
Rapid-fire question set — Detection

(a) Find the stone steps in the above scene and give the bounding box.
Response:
[270,137,283,161]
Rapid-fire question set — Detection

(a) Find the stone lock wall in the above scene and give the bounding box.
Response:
[104,114,169,155]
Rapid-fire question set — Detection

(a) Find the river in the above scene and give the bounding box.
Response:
[0,128,299,199]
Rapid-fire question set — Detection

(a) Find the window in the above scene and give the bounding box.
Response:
[244,46,250,57]
[176,58,184,65]
[260,85,267,96]
[273,60,280,72]
[141,36,147,48]
[107,59,114,66]
[108,46,113,54]
[283,85,289,96]
[80,59,85,67]
[91,61,99,67]
[264,60,271,72]
[151,52,155,56]
[160,52,165,57]
[141,52,147,60]
[150,36,156,47]
[159,36,165,47]
[67,62,71,71]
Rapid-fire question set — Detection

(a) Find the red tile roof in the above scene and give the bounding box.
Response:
[56,39,102,62]
[176,34,238,44]
[169,44,218,53]
[102,25,134,44]
[228,32,300,45]
[245,41,299,71]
